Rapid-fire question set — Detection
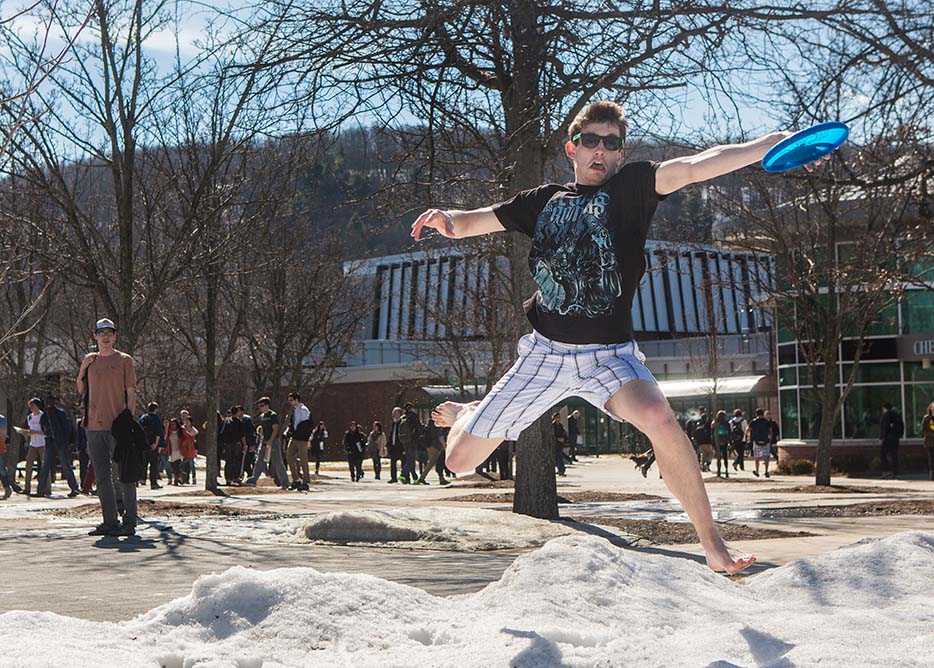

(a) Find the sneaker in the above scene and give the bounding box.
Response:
[109,524,135,537]
[400,478,410,485]
[418,479,429,485]
[387,479,397,484]
[88,523,118,536]
[3,486,11,500]
[765,472,770,478]
[68,489,80,498]
[150,482,162,490]
[299,482,309,492]
[438,478,449,486]
[752,471,759,477]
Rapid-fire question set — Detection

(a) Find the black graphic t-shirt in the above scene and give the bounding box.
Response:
[492,161,665,344]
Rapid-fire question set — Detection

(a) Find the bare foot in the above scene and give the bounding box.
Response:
[705,543,757,576]
[431,401,467,428]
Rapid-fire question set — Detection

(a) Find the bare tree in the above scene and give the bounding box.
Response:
[242,0,856,518]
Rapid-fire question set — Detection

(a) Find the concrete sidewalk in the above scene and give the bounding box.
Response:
[1,456,932,622]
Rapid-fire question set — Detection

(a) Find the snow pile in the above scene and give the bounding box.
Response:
[2,531,933,667]
[298,507,577,550]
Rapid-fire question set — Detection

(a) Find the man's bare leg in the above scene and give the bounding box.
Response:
[605,380,756,575]
[432,401,502,473]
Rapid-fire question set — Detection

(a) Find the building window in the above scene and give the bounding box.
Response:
[779,389,799,440]
[842,384,901,439]
[902,290,934,334]
[906,383,934,438]
[779,367,797,387]
[841,362,900,384]
[799,387,842,439]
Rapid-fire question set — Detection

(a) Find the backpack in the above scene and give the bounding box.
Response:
[729,418,745,445]
[892,412,904,439]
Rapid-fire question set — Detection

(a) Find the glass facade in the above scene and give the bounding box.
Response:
[777,288,934,442]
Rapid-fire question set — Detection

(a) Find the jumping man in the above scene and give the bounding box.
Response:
[411,101,829,575]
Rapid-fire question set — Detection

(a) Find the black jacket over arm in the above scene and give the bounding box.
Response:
[111,409,150,483]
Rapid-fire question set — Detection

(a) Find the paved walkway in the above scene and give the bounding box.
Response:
[1,457,932,622]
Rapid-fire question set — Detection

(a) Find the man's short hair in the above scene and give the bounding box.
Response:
[288,391,301,401]
[28,397,43,409]
[755,408,765,417]
[882,402,892,410]
[229,405,240,414]
[257,397,270,406]
[147,402,159,412]
[403,402,413,411]
[733,408,743,417]
[568,101,628,144]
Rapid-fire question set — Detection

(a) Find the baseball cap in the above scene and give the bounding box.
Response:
[95,318,117,332]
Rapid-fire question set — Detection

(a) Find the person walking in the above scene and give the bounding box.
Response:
[309,421,327,478]
[713,410,731,479]
[367,421,386,480]
[244,397,289,490]
[76,318,139,537]
[37,394,80,498]
[879,401,904,479]
[921,401,934,481]
[22,398,48,496]
[344,421,366,481]
[241,410,258,478]
[284,392,314,491]
[386,407,404,483]
[417,415,448,485]
[748,408,773,478]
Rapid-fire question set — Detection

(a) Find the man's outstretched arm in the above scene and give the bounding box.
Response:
[655,131,830,196]
[411,207,505,241]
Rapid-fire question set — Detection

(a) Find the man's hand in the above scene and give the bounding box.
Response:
[411,209,455,241]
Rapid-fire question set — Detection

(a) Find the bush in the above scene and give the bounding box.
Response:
[776,459,815,475]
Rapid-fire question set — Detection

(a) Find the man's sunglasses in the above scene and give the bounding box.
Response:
[572,132,622,151]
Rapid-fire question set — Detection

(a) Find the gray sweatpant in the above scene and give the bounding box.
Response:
[245,438,288,487]
[86,430,138,528]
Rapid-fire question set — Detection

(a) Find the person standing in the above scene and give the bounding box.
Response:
[37,394,80,498]
[241,410,258,478]
[344,421,366,481]
[748,408,773,478]
[165,418,186,485]
[180,416,199,485]
[921,401,934,481]
[552,413,568,477]
[310,421,327,478]
[284,392,313,491]
[879,401,903,479]
[367,421,386,480]
[0,411,17,498]
[567,409,582,462]
[220,406,247,485]
[694,407,713,473]
[387,407,404,483]
[729,409,749,472]
[22,398,48,496]
[76,318,138,537]
[764,409,781,462]
[244,397,289,490]
[399,403,421,484]
[74,416,93,493]
[713,410,731,479]
[138,402,165,489]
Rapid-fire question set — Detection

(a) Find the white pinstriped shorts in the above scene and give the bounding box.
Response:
[462,330,657,440]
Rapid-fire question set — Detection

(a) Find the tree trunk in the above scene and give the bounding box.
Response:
[203,261,221,493]
[814,378,837,487]
[513,416,559,519]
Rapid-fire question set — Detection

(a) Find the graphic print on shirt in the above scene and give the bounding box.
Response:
[530,190,621,317]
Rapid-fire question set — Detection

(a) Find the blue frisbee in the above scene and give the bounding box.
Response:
[761,121,848,173]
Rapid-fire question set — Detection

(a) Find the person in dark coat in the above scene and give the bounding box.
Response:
[879,401,903,478]
[552,413,567,477]
[344,422,366,481]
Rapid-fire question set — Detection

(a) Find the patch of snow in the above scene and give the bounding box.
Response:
[1,532,932,667]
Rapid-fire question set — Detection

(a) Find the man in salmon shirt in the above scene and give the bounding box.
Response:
[76,318,139,537]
